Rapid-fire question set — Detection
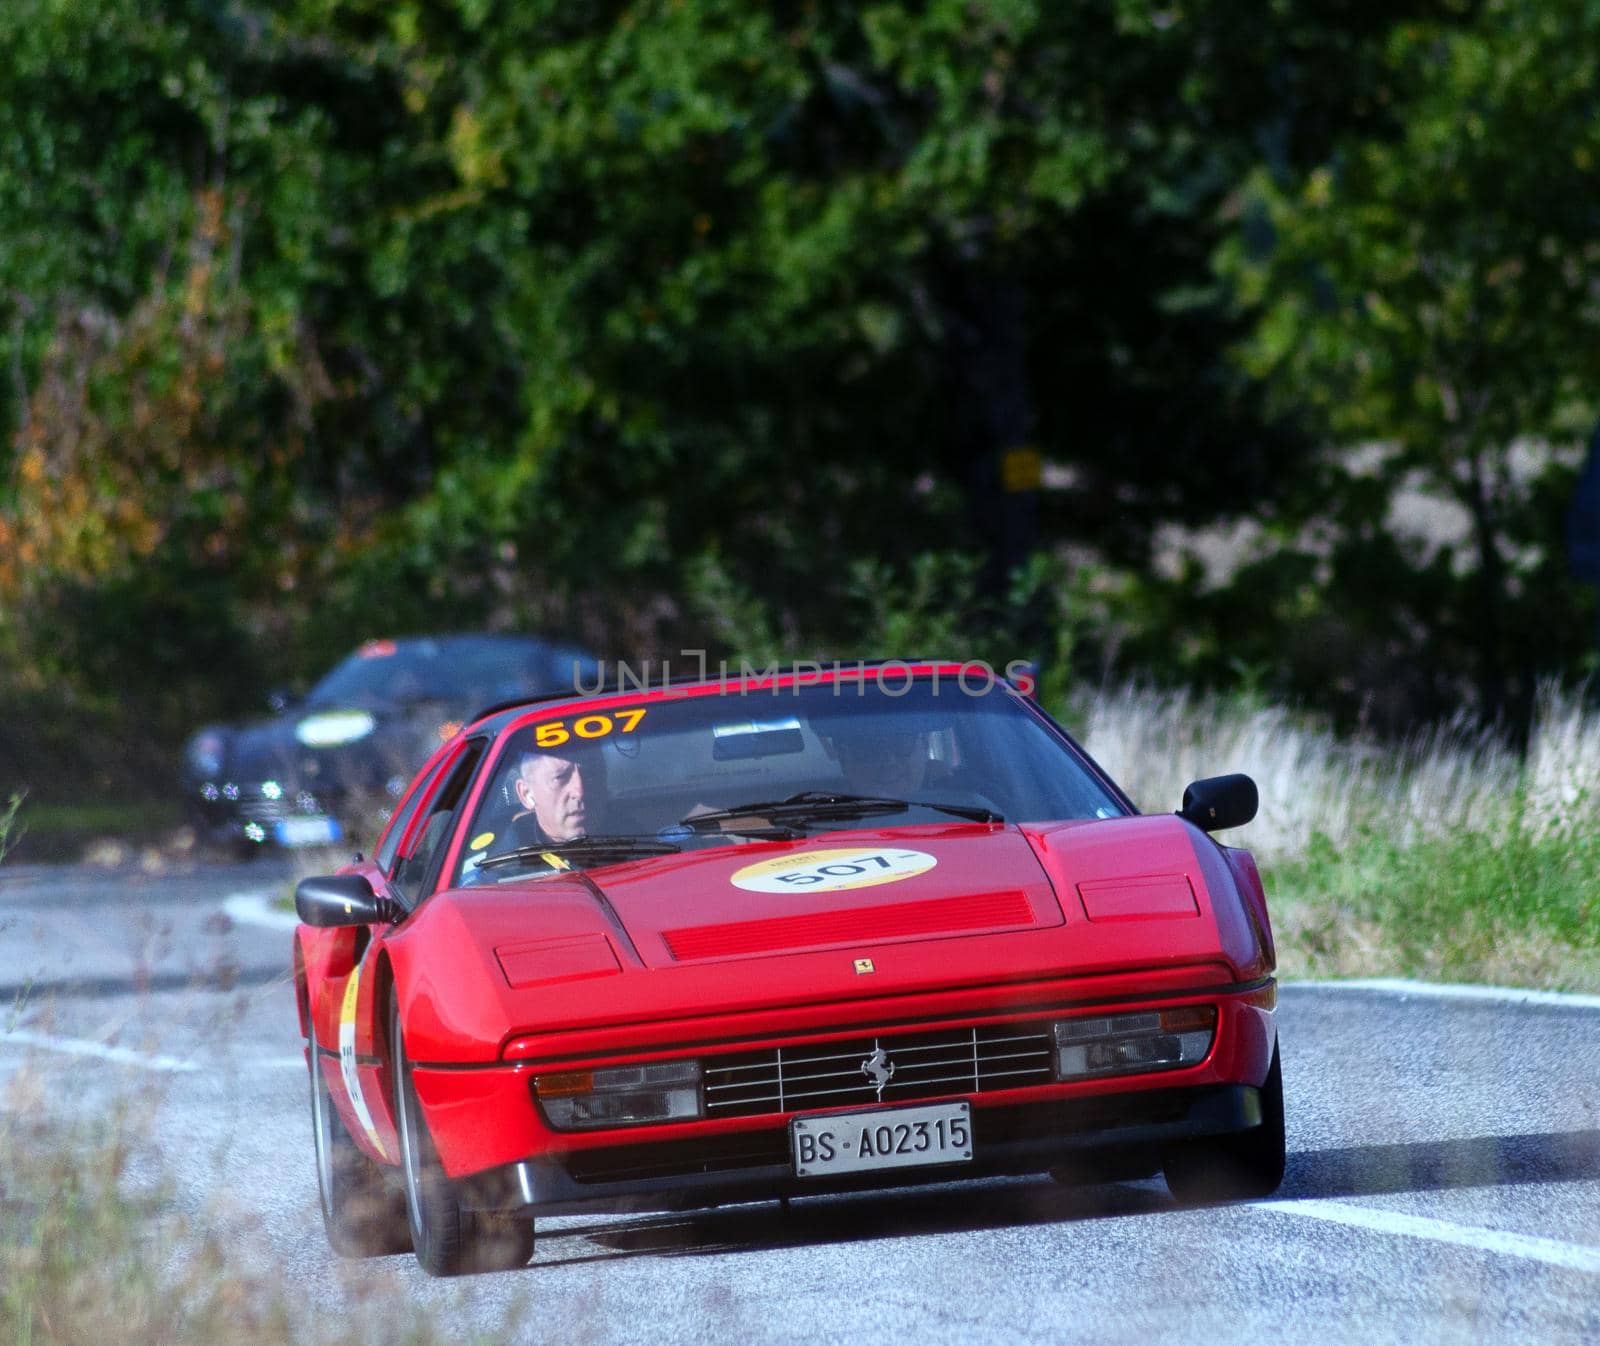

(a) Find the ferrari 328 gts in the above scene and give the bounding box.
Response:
[293,662,1283,1275]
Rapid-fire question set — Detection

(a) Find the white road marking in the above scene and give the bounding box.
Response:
[1254,1198,1600,1273]
[207,1055,308,1072]
[223,888,299,932]
[0,1025,198,1073]
[1287,978,1600,1011]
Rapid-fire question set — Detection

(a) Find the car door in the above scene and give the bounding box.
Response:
[331,738,488,1163]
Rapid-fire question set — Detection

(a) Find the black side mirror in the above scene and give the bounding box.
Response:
[295,873,401,927]
[1178,774,1259,833]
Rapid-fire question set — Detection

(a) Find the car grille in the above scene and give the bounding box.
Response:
[238,798,293,823]
[703,1022,1056,1119]
[236,788,326,823]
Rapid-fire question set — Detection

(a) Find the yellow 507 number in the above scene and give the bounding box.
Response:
[534,707,647,748]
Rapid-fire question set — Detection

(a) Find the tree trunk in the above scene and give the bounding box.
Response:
[1463,447,1507,718]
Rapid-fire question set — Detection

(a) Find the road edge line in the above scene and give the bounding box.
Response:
[223,888,299,933]
[1285,977,1600,1010]
[0,1026,199,1073]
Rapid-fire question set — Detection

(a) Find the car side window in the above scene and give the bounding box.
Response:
[376,755,451,874]
[391,739,486,907]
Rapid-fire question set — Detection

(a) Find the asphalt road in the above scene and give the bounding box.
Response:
[1,859,1597,1344]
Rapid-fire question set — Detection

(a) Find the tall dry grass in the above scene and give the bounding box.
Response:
[1073,682,1600,988]
[0,1100,465,1346]
[1074,682,1600,863]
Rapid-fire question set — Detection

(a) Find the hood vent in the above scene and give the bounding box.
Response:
[662,890,1033,961]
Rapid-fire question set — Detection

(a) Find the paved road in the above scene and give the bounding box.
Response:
[2,861,1597,1344]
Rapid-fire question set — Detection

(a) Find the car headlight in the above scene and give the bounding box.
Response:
[294,710,376,748]
[533,1061,703,1130]
[1051,1006,1215,1080]
[186,732,226,779]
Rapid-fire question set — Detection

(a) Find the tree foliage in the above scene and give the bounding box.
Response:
[0,0,1596,794]
[1220,0,1600,721]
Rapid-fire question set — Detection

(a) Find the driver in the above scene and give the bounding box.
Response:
[459,741,608,885]
[510,748,600,845]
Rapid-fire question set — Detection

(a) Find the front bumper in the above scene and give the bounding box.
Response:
[408,979,1278,1204]
[456,1083,1262,1215]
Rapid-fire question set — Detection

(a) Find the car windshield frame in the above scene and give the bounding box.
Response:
[444,668,1131,887]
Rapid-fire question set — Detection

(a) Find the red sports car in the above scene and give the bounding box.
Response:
[294,662,1283,1275]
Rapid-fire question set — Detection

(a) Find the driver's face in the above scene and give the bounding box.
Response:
[836,729,927,797]
[516,754,590,842]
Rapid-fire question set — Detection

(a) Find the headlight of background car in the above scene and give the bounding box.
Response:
[1051,1006,1215,1080]
[186,731,226,779]
[533,1061,703,1130]
[294,709,376,747]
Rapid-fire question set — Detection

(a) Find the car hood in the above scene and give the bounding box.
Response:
[221,717,310,783]
[389,816,1271,1063]
[594,822,1063,967]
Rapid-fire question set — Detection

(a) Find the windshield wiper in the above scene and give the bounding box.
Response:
[476,835,681,872]
[680,791,1002,833]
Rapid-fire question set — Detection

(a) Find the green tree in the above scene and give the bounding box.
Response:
[1223,0,1600,718]
[0,0,1507,761]
[277,0,1435,649]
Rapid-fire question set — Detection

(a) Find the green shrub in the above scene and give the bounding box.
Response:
[1266,803,1600,988]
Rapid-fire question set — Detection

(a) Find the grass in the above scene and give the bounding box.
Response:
[273,846,357,913]
[0,786,452,1344]
[19,801,182,837]
[1268,811,1600,988]
[1073,682,1600,991]
[5,800,183,864]
[0,1104,458,1346]
[0,793,18,865]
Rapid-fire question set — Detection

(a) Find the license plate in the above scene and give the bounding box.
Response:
[792,1101,972,1178]
[274,815,341,847]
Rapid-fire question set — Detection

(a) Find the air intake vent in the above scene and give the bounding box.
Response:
[662,890,1033,960]
[703,1023,1056,1119]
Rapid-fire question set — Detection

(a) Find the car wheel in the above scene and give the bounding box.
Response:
[391,1000,535,1277]
[307,1048,411,1257]
[1161,1042,1286,1203]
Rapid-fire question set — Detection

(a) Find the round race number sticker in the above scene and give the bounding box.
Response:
[731,847,937,895]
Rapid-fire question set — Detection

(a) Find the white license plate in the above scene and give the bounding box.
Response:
[274,815,341,847]
[792,1101,972,1178]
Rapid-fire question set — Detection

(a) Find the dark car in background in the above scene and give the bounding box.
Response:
[182,634,596,851]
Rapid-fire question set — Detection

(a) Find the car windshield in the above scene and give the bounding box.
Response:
[306,637,585,710]
[454,677,1126,882]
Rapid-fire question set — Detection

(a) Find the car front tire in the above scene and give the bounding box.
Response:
[307,1049,411,1257]
[391,1000,535,1277]
[1161,1042,1286,1203]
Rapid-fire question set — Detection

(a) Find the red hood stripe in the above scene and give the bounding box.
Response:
[661,890,1034,961]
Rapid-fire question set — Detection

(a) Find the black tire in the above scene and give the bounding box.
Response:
[391,1000,535,1277]
[307,1049,411,1257]
[1161,1043,1286,1203]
